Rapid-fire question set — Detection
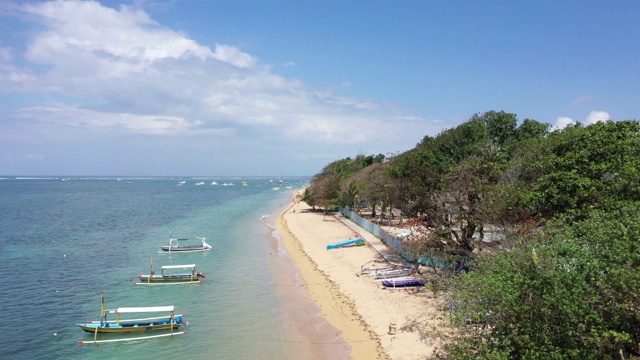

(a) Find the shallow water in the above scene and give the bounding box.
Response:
[0,177,332,360]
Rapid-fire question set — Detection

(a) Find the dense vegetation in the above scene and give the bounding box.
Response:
[303,111,640,359]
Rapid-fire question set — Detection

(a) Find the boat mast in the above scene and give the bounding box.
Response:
[149,257,154,283]
[100,291,105,317]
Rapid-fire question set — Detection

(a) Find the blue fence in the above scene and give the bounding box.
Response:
[339,208,415,262]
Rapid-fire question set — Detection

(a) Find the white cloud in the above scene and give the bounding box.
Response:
[0,65,36,83]
[0,47,38,85]
[585,110,610,125]
[552,116,575,131]
[212,44,257,69]
[7,1,402,143]
[553,111,611,131]
[1,0,433,173]
[15,103,233,136]
[22,0,215,69]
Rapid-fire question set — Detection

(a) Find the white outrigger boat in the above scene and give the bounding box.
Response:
[360,260,414,278]
[159,232,212,253]
[77,292,187,344]
[374,267,414,279]
[133,261,205,285]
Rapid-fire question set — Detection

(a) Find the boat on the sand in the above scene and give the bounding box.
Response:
[327,237,365,250]
[381,277,425,288]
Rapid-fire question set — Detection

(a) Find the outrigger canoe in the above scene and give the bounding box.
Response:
[374,267,414,279]
[381,277,425,287]
[361,264,415,279]
[327,237,364,250]
[134,263,205,285]
[160,232,212,253]
[77,292,186,344]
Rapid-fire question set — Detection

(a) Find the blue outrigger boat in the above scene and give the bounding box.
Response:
[77,292,186,344]
[381,278,425,287]
[327,237,365,250]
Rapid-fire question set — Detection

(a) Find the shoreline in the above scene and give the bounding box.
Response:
[275,192,439,359]
[264,200,351,359]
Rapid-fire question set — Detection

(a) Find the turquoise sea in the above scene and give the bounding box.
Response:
[0,177,348,360]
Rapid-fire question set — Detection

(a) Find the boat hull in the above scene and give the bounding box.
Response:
[361,266,395,275]
[159,246,211,252]
[374,268,414,279]
[136,278,202,283]
[77,317,182,333]
[135,275,203,284]
[327,238,364,250]
[381,278,425,287]
[137,274,204,281]
[78,323,181,333]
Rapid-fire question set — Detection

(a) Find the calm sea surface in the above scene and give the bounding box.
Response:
[0,177,315,360]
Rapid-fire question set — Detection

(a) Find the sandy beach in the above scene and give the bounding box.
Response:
[275,193,441,359]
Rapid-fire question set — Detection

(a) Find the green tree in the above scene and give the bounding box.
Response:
[506,120,640,220]
[305,154,385,209]
[482,110,517,146]
[441,206,640,359]
[392,111,519,253]
[514,118,549,143]
[347,162,391,219]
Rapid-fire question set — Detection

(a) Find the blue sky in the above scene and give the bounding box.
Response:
[0,0,638,176]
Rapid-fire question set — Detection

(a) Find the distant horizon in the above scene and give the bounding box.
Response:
[2,175,311,178]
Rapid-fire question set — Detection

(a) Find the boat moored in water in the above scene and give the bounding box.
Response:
[160,232,212,253]
[134,262,205,285]
[76,292,186,344]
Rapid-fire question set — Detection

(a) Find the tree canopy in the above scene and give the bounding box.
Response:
[304,110,640,359]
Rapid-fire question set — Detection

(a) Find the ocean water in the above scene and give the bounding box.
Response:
[0,177,323,360]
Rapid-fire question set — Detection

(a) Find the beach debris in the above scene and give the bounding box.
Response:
[388,322,397,335]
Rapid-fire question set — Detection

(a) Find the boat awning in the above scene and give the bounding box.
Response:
[161,264,196,270]
[117,306,175,313]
